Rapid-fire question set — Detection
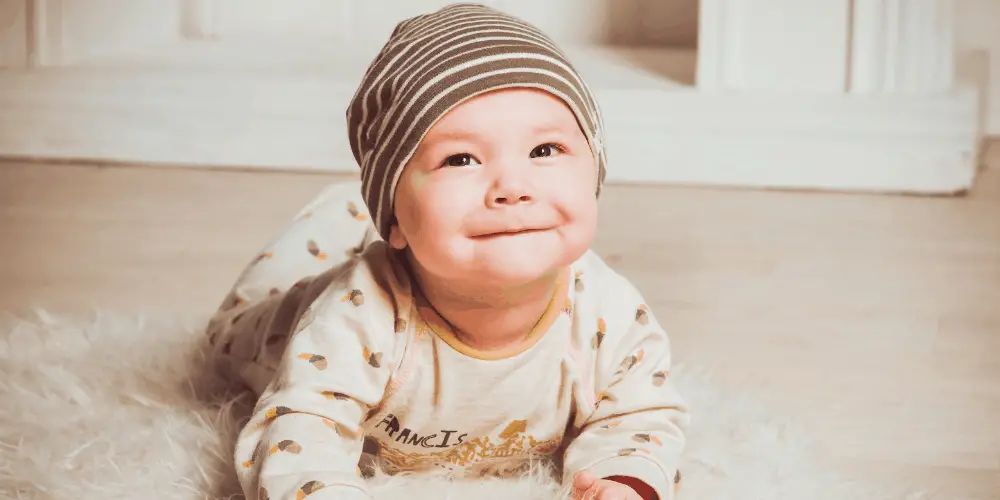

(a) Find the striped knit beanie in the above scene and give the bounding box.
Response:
[346,2,607,240]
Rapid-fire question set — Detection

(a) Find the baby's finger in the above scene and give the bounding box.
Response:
[602,482,640,500]
[572,471,598,498]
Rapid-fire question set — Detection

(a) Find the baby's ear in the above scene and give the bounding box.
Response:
[387,220,408,250]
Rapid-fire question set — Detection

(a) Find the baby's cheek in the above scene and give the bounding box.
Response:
[563,192,598,230]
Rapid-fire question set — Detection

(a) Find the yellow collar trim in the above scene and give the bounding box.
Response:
[415,267,571,360]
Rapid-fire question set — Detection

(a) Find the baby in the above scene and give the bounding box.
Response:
[207,3,690,500]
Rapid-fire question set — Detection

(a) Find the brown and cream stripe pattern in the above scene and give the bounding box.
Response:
[346,2,608,239]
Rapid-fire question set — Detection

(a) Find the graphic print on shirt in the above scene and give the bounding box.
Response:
[370,414,562,472]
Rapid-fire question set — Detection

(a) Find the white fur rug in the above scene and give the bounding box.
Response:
[0,310,928,500]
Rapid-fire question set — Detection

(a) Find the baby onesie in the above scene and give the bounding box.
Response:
[206,181,689,500]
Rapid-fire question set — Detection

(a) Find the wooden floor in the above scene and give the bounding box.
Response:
[1,160,998,498]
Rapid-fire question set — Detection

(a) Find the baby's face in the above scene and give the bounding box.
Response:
[389,88,598,288]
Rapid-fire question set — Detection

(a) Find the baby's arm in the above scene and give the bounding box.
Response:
[234,268,397,500]
[564,280,691,500]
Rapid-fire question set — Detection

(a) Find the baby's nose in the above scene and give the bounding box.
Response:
[494,194,532,205]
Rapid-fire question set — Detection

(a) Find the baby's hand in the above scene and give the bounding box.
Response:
[571,470,652,500]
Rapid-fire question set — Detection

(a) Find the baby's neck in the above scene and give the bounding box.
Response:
[412,266,561,353]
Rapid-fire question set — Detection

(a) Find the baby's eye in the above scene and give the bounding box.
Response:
[530,143,565,159]
[442,153,480,167]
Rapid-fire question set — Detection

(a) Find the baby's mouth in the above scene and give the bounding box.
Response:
[472,227,549,239]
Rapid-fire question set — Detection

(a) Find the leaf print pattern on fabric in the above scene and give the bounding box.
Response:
[307,240,328,261]
[340,289,364,306]
[296,480,326,499]
[563,297,573,316]
[617,447,651,456]
[242,441,264,468]
[363,346,383,368]
[592,318,606,349]
[574,270,585,292]
[556,274,687,498]
[223,213,407,500]
[264,406,294,421]
[347,201,368,221]
[632,433,663,446]
[635,304,649,325]
[321,391,350,401]
[652,370,668,387]
[322,418,361,439]
[595,390,615,408]
[269,439,303,456]
[297,353,328,370]
[254,406,295,430]
[616,349,645,376]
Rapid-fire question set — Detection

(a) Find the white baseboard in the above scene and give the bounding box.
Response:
[0,43,986,194]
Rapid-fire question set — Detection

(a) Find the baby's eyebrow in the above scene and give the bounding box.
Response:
[424,123,572,145]
[424,130,481,144]
[530,123,573,136]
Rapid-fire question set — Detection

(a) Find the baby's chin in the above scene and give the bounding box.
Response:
[455,234,584,284]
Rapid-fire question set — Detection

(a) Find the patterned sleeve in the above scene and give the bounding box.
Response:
[563,276,691,500]
[234,258,401,500]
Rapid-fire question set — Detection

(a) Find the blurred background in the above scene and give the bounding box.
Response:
[0,1,998,498]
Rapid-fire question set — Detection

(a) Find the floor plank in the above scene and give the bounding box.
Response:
[1,161,998,498]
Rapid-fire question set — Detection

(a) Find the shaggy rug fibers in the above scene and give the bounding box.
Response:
[0,310,928,500]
